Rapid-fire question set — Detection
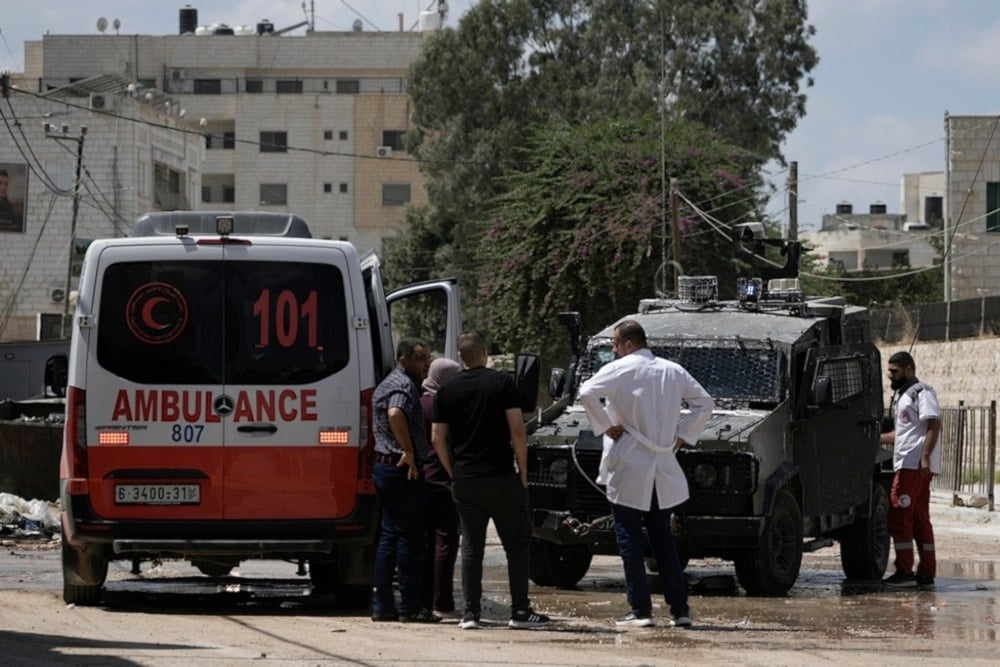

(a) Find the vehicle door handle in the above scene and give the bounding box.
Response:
[236,424,277,434]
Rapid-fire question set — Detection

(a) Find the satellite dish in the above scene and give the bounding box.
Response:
[352,18,363,32]
[97,17,108,33]
[113,18,121,33]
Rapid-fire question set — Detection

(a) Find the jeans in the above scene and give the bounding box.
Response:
[611,491,688,619]
[372,462,426,616]
[421,482,460,612]
[452,474,532,614]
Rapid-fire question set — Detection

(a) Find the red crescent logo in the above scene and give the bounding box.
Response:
[141,296,170,330]
[126,282,189,344]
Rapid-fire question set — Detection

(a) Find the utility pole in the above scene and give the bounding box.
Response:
[788,161,798,240]
[670,177,681,293]
[45,123,87,338]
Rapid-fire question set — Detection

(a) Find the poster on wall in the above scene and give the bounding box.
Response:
[0,161,28,233]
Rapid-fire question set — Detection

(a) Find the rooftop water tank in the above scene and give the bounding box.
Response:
[179,5,198,34]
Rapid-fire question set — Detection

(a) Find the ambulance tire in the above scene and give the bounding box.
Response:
[61,534,107,606]
[310,559,370,609]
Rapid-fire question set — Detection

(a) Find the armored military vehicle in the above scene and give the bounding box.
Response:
[525,239,891,595]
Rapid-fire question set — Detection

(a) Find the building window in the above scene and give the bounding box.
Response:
[381,183,411,206]
[339,130,348,140]
[202,185,212,203]
[222,185,235,203]
[323,183,332,193]
[206,131,235,150]
[336,79,360,94]
[245,79,263,93]
[260,131,288,153]
[260,183,287,206]
[276,79,303,94]
[193,79,222,95]
[138,78,156,90]
[382,130,406,151]
[324,130,333,140]
[987,182,1000,232]
[339,183,348,193]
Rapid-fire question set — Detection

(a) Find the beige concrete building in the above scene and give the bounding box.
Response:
[945,114,1000,301]
[0,85,201,341]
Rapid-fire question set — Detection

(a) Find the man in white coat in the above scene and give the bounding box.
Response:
[578,320,714,628]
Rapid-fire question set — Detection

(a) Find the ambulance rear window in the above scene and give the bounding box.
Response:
[97,260,350,384]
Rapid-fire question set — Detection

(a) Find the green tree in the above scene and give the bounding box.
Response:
[387,0,818,333]
[477,114,758,363]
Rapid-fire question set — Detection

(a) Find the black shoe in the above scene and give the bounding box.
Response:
[916,575,935,589]
[883,571,917,589]
[509,608,551,629]
[399,608,440,623]
[371,610,399,622]
[459,612,481,630]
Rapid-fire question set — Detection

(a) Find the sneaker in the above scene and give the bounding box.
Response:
[399,608,441,623]
[459,612,481,630]
[883,571,917,589]
[916,575,935,589]
[434,610,464,622]
[371,610,399,622]
[615,612,655,627]
[670,615,693,628]
[508,608,551,629]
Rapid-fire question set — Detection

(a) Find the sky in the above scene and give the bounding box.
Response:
[1,0,998,231]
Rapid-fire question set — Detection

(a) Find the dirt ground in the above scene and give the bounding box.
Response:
[1,493,998,666]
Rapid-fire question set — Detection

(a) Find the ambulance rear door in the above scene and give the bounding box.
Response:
[85,241,228,521]
[220,242,363,520]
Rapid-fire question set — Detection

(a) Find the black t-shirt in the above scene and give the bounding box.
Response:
[432,366,519,479]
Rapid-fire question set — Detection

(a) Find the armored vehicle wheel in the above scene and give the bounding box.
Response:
[734,489,802,595]
[61,534,108,606]
[839,482,890,580]
[193,560,236,578]
[529,538,592,588]
[309,559,371,609]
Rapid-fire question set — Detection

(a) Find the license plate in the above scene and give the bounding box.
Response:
[115,484,201,505]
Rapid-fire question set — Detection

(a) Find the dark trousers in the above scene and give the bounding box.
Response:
[889,468,936,578]
[372,462,426,616]
[422,482,460,612]
[451,474,532,614]
[610,490,688,619]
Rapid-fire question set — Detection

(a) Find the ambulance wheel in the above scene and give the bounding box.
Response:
[734,488,802,595]
[310,559,370,609]
[61,533,107,606]
[529,538,592,589]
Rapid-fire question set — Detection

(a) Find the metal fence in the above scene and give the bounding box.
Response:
[872,296,1000,343]
[932,401,997,510]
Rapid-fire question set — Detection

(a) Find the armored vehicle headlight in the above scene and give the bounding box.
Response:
[693,462,717,488]
[548,459,569,485]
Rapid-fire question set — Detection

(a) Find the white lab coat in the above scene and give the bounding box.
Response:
[578,348,714,511]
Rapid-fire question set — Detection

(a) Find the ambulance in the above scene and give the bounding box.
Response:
[59,211,461,606]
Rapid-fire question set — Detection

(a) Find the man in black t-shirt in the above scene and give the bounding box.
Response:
[432,330,550,630]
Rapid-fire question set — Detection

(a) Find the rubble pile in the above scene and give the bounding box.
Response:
[0,492,60,539]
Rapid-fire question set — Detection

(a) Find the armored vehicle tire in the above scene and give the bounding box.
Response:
[839,482,890,580]
[529,538,593,588]
[61,536,108,606]
[193,560,236,578]
[734,489,803,595]
[309,559,371,609]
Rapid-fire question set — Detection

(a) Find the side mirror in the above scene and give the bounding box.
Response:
[812,375,832,406]
[514,353,540,413]
[547,368,565,399]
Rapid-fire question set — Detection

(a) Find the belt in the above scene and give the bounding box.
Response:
[375,451,403,465]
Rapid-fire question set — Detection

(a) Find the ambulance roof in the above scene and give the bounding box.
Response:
[130,211,312,238]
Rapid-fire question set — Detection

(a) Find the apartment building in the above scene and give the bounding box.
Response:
[21,9,430,250]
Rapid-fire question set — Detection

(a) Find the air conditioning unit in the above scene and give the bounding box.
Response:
[50,288,66,303]
[376,146,392,158]
[89,93,107,110]
[170,68,186,80]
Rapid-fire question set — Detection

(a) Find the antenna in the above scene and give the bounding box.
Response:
[96,17,108,33]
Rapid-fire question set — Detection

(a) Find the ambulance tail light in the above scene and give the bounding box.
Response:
[65,386,89,492]
[357,388,375,494]
[319,428,350,445]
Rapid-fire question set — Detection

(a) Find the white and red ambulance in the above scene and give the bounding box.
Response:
[59,211,461,606]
